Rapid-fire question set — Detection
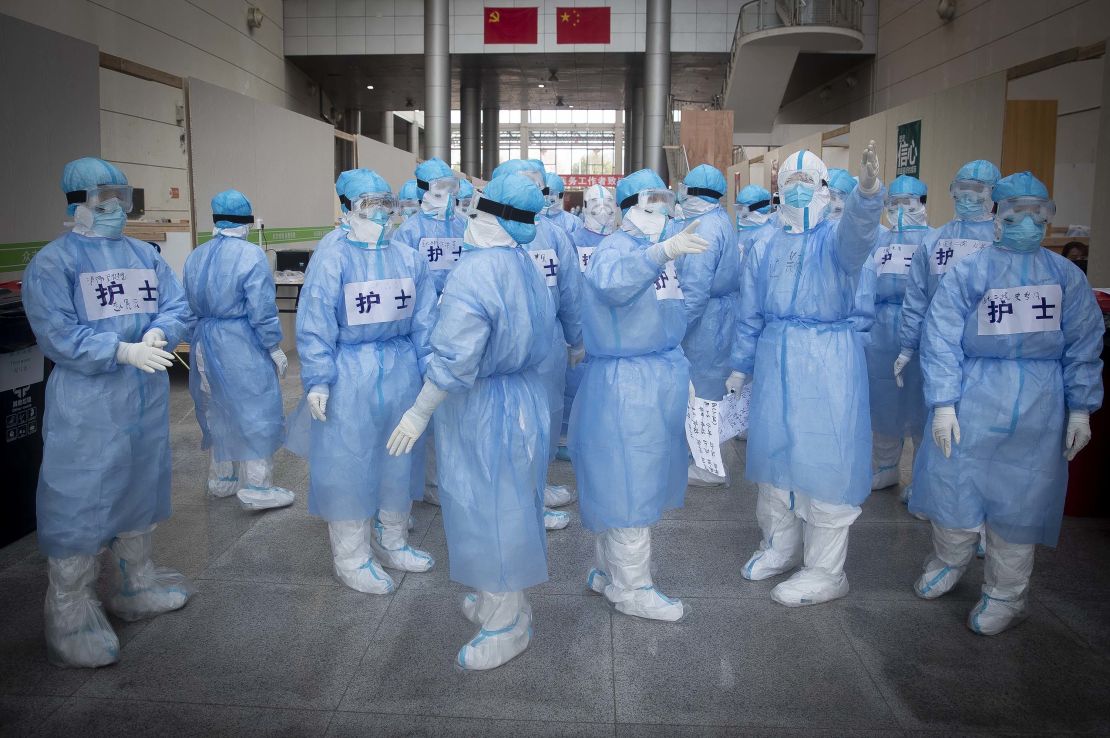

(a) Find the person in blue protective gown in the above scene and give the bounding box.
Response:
[183,189,293,511]
[542,172,583,241]
[728,143,885,607]
[666,164,741,488]
[909,172,1102,635]
[386,172,555,671]
[735,184,778,254]
[456,178,475,216]
[397,178,421,221]
[826,167,858,221]
[897,160,1002,514]
[558,184,619,460]
[569,168,710,622]
[23,157,195,668]
[293,169,437,595]
[861,175,931,491]
[491,159,585,527]
[391,158,464,296]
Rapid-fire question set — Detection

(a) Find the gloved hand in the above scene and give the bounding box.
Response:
[141,328,167,348]
[116,341,174,374]
[893,349,914,388]
[932,405,960,458]
[1064,411,1091,461]
[387,381,449,456]
[726,371,748,395]
[660,220,709,260]
[568,343,586,369]
[270,348,289,379]
[859,139,880,194]
[307,385,329,422]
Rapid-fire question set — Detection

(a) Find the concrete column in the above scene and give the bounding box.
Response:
[623,106,633,174]
[519,124,529,160]
[1089,52,1110,286]
[423,0,450,160]
[409,121,420,156]
[482,106,499,180]
[643,0,671,174]
[380,111,394,147]
[631,86,644,171]
[461,84,480,176]
[613,123,624,175]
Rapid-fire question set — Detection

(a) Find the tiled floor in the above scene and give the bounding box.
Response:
[2,358,1109,737]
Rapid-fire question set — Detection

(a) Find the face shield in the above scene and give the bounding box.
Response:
[584,197,617,235]
[636,188,676,217]
[621,188,676,241]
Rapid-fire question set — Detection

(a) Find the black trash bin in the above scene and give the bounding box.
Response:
[0,284,49,547]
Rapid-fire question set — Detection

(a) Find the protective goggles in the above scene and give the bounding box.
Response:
[346,192,395,219]
[67,184,134,214]
[996,196,1055,226]
[619,188,676,215]
[885,193,926,214]
[398,198,419,211]
[780,169,824,190]
[587,201,615,221]
[949,179,992,201]
[418,176,460,197]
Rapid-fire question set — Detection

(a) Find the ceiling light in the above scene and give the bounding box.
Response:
[366,85,374,90]
[537,83,545,88]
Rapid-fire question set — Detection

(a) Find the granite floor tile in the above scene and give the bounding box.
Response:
[327,711,615,737]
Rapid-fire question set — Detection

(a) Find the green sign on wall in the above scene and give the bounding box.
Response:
[896,120,921,178]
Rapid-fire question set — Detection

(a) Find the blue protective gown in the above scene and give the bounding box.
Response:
[391,211,467,295]
[861,224,932,438]
[23,232,193,558]
[667,205,740,398]
[569,228,690,532]
[732,187,884,507]
[183,234,284,462]
[561,226,608,438]
[909,245,1103,546]
[899,218,996,353]
[293,227,436,521]
[525,219,584,457]
[426,245,556,593]
[544,207,583,242]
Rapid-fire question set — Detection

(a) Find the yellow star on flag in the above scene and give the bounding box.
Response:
[560,11,570,22]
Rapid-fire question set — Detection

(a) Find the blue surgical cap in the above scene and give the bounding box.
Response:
[888,175,927,199]
[992,171,1050,203]
[414,158,454,191]
[954,160,1002,187]
[737,184,773,212]
[683,164,727,202]
[616,168,666,211]
[398,178,421,202]
[61,157,127,215]
[545,173,565,196]
[336,168,391,212]
[484,172,545,245]
[211,189,253,229]
[458,179,475,199]
[827,168,857,195]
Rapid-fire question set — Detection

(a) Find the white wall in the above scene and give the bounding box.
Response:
[0,13,100,278]
[356,135,419,193]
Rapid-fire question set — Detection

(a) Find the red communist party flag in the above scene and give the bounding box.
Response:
[556,7,611,44]
[484,7,538,44]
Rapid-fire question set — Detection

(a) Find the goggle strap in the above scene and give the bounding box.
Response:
[475,196,536,225]
[416,178,430,190]
[542,187,550,195]
[686,186,722,199]
[213,213,255,225]
[619,194,638,209]
[744,199,771,211]
[65,190,87,205]
[339,194,352,210]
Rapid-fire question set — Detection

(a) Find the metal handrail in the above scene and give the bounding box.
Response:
[721,0,864,109]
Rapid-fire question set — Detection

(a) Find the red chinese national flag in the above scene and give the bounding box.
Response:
[556,6,610,44]
[484,7,538,44]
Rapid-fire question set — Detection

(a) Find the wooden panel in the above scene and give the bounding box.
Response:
[679,110,734,176]
[1002,99,1058,195]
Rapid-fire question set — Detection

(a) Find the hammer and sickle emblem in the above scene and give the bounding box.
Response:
[489,10,500,22]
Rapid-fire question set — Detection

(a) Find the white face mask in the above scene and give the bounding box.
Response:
[214,224,252,238]
[777,185,830,233]
[681,198,716,217]
[463,210,516,249]
[344,211,392,247]
[623,205,667,242]
[420,187,454,220]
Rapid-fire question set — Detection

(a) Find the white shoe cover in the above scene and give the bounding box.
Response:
[544,508,570,530]
[44,556,120,668]
[914,561,965,600]
[207,457,239,498]
[329,520,395,594]
[968,593,1027,635]
[688,463,727,488]
[371,512,435,573]
[543,484,576,508]
[611,585,687,622]
[107,529,193,622]
[586,567,609,594]
[899,484,911,504]
[742,484,802,581]
[457,592,533,671]
[914,524,978,600]
[870,466,900,490]
[601,527,687,621]
[236,486,295,511]
[461,592,480,624]
[770,568,848,607]
[968,528,1032,635]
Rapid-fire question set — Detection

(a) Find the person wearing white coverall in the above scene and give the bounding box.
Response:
[542,172,584,242]
[23,157,195,667]
[183,189,294,511]
[292,169,437,595]
[728,143,884,607]
[909,171,1102,635]
[897,161,1002,540]
[861,175,932,491]
[386,172,555,670]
